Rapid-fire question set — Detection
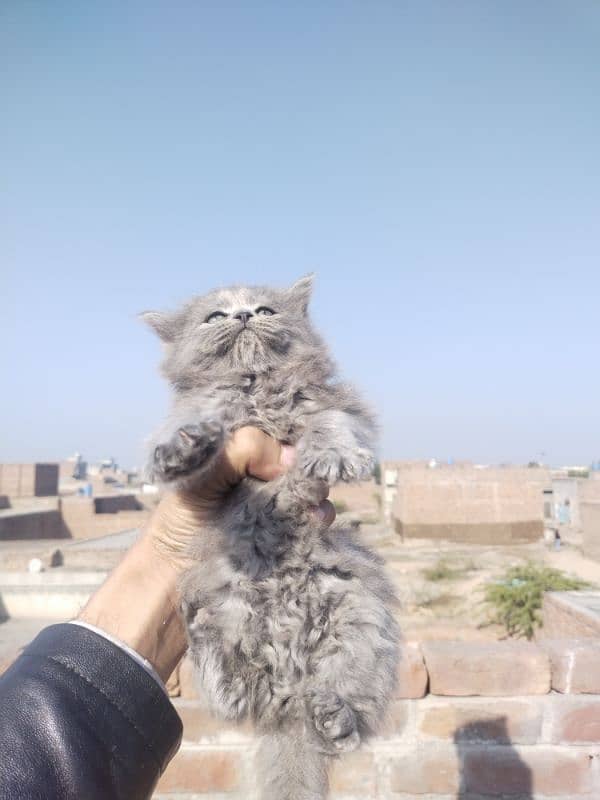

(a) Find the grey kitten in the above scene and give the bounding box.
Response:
[142,276,400,800]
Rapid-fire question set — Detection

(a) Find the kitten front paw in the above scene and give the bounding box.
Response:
[152,420,224,483]
[300,448,375,484]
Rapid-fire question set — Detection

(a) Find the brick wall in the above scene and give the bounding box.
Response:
[393,466,549,544]
[329,480,381,520]
[60,495,151,538]
[93,494,143,513]
[541,592,600,639]
[156,639,600,799]
[0,509,67,540]
[581,501,600,562]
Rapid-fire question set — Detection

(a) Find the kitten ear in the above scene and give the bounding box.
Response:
[139,310,184,342]
[287,274,314,314]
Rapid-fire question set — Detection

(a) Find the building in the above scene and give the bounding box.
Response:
[391,464,550,544]
[0,463,59,498]
[580,474,600,562]
[0,460,151,541]
[0,463,64,540]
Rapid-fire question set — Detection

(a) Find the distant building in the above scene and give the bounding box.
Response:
[0,463,64,540]
[380,459,474,523]
[0,459,151,542]
[580,475,600,562]
[391,464,550,544]
[60,453,87,481]
[0,463,59,498]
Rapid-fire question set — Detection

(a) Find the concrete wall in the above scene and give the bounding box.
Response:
[0,463,59,497]
[392,466,549,544]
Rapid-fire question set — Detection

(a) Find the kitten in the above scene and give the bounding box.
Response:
[143,276,400,800]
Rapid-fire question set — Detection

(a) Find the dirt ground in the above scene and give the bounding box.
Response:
[360,523,599,642]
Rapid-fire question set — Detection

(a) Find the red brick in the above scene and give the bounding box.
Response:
[330,751,376,795]
[155,748,240,793]
[422,641,550,696]
[549,696,600,744]
[541,639,600,693]
[461,746,593,796]
[380,700,410,737]
[541,592,600,639]
[389,746,460,794]
[394,641,428,698]
[418,698,543,744]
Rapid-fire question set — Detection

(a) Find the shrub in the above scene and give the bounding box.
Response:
[484,564,592,640]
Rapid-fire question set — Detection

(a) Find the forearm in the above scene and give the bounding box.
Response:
[78,504,189,682]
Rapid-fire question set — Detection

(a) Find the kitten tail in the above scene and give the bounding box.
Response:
[257,729,329,800]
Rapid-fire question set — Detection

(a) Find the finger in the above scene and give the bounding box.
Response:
[223,427,296,484]
[310,499,336,528]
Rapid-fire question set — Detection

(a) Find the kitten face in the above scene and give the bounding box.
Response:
[142,275,320,388]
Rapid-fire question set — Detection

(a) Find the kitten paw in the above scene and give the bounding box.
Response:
[153,420,224,482]
[300,448,375,484]
[310,693,360,752]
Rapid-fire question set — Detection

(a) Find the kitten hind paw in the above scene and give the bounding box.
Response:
[310,692,360,752]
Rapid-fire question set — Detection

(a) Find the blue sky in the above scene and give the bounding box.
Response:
[2,1,599,468]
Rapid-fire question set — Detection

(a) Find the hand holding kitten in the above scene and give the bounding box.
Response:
[150,426,335,570]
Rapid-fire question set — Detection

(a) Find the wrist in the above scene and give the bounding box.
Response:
[78,527,188,682]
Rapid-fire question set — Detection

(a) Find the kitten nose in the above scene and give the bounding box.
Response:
[234,311,253,326]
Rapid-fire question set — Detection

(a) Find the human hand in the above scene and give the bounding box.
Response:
[150,426,336,568]
[79,427,335,680]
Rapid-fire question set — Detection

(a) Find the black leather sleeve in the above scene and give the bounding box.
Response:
[0,623,182,800]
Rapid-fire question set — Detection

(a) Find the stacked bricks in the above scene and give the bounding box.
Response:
[155,639,600,799]
[541,591,600,639]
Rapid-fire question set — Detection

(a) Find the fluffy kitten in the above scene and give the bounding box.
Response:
[143,276,400,800]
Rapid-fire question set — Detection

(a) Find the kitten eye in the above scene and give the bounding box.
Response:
[205,311,227,324]
[256,306,275,316]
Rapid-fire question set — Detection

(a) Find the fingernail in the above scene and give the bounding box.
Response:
[280,445,296,469]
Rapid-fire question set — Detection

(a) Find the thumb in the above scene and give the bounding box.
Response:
[222,427,296,484]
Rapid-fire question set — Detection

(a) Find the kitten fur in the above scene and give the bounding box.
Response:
[143,276,400,800]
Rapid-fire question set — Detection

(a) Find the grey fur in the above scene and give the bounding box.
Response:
[143,276,400,799]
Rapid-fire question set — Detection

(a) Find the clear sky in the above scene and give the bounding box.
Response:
[2,1,599,469]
